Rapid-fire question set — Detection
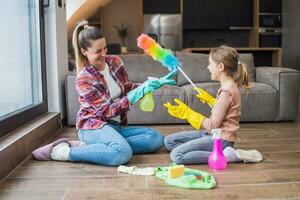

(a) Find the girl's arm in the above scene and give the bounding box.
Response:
[202,91,232,132]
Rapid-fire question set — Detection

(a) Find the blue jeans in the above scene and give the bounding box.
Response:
[164,130,234,164]
[69,123,164,166]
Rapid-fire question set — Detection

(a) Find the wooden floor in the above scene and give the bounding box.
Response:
[1,122,300,199]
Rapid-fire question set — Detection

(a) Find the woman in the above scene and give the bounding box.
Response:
[32,21,176,166]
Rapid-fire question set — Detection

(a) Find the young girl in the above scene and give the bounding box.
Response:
[32,21,176,166]
[164,46,262,164]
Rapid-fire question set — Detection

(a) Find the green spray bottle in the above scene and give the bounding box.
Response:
[139,77,158,112]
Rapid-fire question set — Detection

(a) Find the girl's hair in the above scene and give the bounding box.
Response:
[72,20,104,73]
[209,45,250,89]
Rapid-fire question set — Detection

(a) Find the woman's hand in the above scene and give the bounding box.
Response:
[158,70,177,87]
[127,80,160,104]
[127,70,177,105]
[147,70,177,90]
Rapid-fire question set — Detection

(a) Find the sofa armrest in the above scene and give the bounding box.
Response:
[256,67,300,120]
[65,74,80,126]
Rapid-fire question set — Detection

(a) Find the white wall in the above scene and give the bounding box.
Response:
[45,0,69,119]
[66,0,85,20]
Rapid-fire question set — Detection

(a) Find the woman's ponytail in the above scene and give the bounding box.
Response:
[72,20,105,73]
[72,21,88,74]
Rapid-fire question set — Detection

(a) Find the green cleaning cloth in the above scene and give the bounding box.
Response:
[155,164,216,190]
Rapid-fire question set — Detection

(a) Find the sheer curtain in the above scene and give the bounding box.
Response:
[0,0,43,119]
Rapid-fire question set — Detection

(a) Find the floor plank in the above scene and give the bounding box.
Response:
[63,183,300,200]
[0,176,146,190]
[1,122,300,199]
[0,190,66,200]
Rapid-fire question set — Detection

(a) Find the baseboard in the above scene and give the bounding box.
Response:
[0,112,61,181]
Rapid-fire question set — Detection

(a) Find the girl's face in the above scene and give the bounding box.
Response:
[207,56,222,81]
[81,38,107,67]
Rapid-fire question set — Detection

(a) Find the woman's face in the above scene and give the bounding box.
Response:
[81,38,107,67]
[207,56,221,81]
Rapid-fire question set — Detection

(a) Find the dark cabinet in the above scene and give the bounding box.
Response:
[228,0,253,27]
[183,0,253,30]
[143,0,180,14]
[260,0,282,13]
[183,0,206,29]
[205,0,229,29]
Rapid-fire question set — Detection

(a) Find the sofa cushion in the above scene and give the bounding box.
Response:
[127,85,186,124]
[175,52,255,86]
[119,54,171,83]
[183,82,278,122]
[175,52,210,86]
[239,82,278,121]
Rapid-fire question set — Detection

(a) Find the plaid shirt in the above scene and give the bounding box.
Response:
[76,55,138,130]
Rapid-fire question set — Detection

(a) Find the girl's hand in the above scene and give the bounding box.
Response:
[164,98,205,129]
[194,87,215,107]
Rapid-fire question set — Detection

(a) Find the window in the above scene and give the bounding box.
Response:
[0,0,47,137]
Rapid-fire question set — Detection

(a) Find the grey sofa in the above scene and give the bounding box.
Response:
[65,52,300,126]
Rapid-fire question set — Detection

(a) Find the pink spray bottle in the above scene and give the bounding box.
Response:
[208,129,227,170]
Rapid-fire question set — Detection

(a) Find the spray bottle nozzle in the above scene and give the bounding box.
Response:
[212,129,222,139]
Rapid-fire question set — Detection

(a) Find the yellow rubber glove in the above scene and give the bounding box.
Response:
[164,98,206,130]
[194,87,216,108]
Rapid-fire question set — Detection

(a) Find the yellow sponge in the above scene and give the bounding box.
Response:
[168,165,185,178]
